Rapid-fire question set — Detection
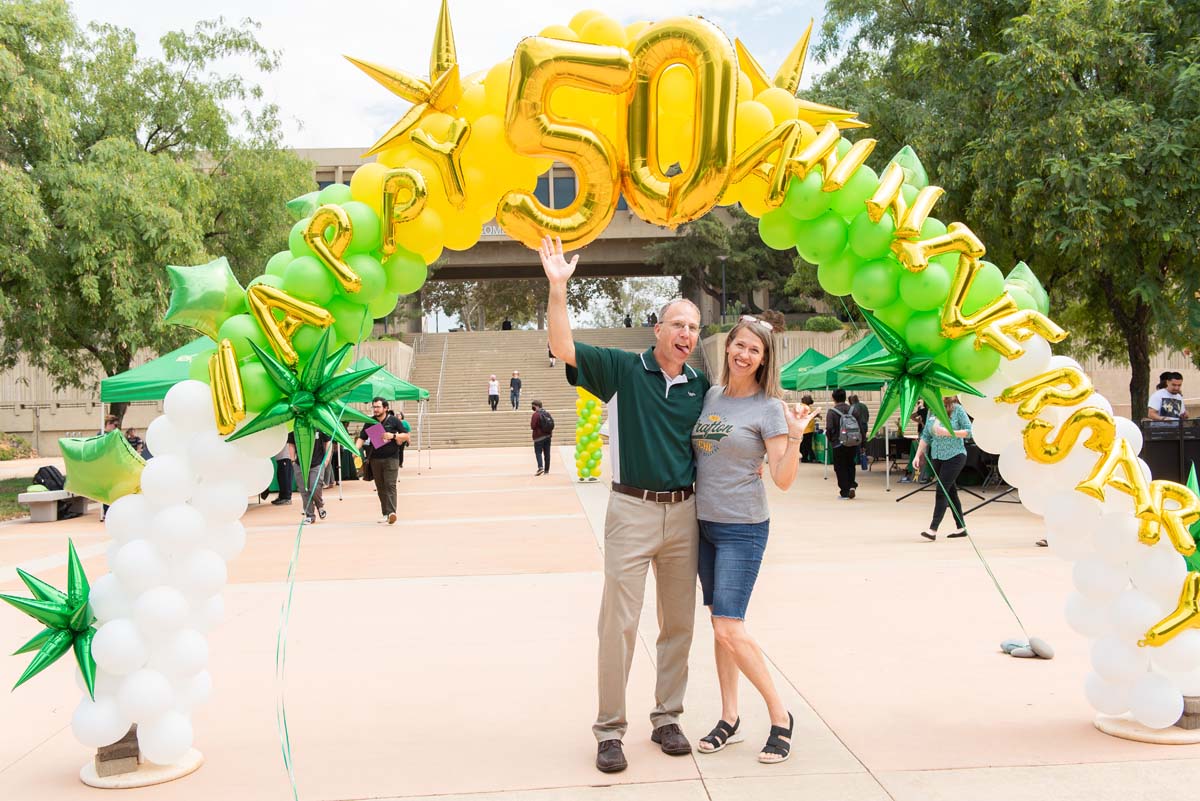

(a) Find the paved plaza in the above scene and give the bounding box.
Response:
[1,447,1198,800]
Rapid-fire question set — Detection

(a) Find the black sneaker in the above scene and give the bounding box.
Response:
[271,498,292,506]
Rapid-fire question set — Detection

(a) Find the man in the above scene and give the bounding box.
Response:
[623,313,632,328]
[530,399,553,476]
[848,394,870,469]
[510,370,522,410]
[1148,371,1188,420]
[827,388,859,499]
[354,397,409,524]
[539,235,708,775]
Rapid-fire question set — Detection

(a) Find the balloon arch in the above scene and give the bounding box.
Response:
[8,0,1200,774]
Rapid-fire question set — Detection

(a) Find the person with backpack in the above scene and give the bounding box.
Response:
[826,388,861,499]
[530,399,555,475]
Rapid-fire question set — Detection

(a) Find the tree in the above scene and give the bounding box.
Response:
[813,0,1200,413]
[0,2,315,422]
[587,277,679,327]
[421,276,621,330]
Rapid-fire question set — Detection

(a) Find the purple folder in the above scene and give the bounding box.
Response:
[364,423,386,449]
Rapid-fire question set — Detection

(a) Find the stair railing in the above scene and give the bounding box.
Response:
[435,337,448,412]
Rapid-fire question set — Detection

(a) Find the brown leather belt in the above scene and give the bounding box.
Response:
[611,482,694,504]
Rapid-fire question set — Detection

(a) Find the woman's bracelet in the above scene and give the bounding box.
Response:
[787,435,802,442]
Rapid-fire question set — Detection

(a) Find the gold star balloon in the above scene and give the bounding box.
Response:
[0,541,97,697]
[59,430,145,505]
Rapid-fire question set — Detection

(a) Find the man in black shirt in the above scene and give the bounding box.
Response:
[355,397,408,524]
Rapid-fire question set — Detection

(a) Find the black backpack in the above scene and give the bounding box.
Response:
[33,465,65,491]
[832,408,862,448]
[537,408,555,433]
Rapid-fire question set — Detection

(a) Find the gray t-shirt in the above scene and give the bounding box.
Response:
[692,387,789,524]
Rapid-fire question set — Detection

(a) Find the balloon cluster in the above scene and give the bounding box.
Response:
[574,388,603,481]
[70,381,284,761]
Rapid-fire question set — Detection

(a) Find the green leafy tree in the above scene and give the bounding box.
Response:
[588,277,679,327]
[421,276,621,330]
[814,0,1200,413]
[0,2,314,422]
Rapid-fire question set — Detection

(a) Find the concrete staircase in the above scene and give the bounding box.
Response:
[409,328,705,449]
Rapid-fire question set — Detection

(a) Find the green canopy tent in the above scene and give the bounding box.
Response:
[781,334,886,393]
[778,347,829,389]
[342,357,431,472]
[99,337,213,403]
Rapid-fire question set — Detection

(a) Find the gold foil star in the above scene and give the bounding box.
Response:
[347,0,464,157]
[736,21,866,130]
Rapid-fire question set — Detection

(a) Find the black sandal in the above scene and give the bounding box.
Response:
[317,508,327,520]
[758,712,793,764]
[697,718,742,753]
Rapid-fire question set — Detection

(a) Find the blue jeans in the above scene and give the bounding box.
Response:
[534,437,551,471]
[698,519,769,620]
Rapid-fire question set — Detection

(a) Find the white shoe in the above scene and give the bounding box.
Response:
[379,516,389,524]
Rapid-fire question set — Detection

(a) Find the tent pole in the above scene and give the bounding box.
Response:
[885,421,891,492]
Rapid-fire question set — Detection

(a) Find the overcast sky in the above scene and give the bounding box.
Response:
[70,0,829,149]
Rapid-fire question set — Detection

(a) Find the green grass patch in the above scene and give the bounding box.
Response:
[0,477,30,521]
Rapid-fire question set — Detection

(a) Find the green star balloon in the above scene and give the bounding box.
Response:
[164,257,247,340]
[226,329,380,491]
[286,191,320,221]
[1185,465,1200,573]
[0,540,97,698]
[840,311,983,438]
[59,430,145,505]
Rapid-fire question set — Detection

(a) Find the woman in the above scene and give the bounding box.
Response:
[487,374,499,412]
[798,394,817,462]
[691,316,818,764]
[913,395,972,541]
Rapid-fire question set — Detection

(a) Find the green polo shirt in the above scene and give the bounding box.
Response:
[568,342,709,491]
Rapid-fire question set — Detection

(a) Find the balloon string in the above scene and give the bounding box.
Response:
[929,457,1031,639]
[275,308,371,801]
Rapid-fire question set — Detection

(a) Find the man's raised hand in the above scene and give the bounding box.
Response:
[538,235,578,286]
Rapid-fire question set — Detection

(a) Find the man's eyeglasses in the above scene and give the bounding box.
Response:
[741,315,773,331]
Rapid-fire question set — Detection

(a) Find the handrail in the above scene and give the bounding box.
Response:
[435,337,448,412]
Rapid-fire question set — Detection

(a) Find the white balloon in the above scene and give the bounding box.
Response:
[1129,543,1188,603]
[209,520,246,561]
[1108,591,1165,642]
[1114,418,1144,458]
[174,670,212,711]
[1091,636,1150,684]
[1129,672,1184,729]
[1045,523,1094,562]
[231,455,274,497]
[75,665,121,699]
[190,480,248,525]
[1045,491,1103,537]
[968,412,1026,456]
[1095,513,1142,567]
[104,494,153,544]
[189,430,237,479]
[138,710,194,765]
[1151,630,1200,674]
[150,629,209,679]
[151,503,206,557]
[140,455,196,506]
[173,549,227,599]
[71,696,133,748]
[163,380,217,433]
[89,573,132,624]
[1042,446,1105,493]
[1084,672,1132,716]
[112,540,168,596]
[145,416,184,457]
[191,594,225,633]
[92,619,147,676]
[230,422,288,460]
[1018,482,1053,517]
[118,668,175,723]
[1048,354,1082,372]
[1065,592,1113,638]
[1073,556,1128,602]
[1165,666,1200,696]
[133,586,191,641]
[997,336,1052,385]
[105,540,122,571]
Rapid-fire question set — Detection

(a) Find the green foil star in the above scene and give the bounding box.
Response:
[840,311,983,438]
[0,541,97,697]
[226,328,380,490]
[164,257,247,340]
[1184,465,1200,573]
[59,430,145,505]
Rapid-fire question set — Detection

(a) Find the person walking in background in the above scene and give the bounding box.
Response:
[548,344,556,368]
[826,388,860,499]
[848,394,870,470]
[531,400,554,475]
[798,395,817,463]
[292,430,331,524]
[396,410,411,468]
[487,374,500,411]
[268,441,294,506]
[913,395,973,541]
[1148,371,1188,420]
[355,397,408,525]
[623,313,632,328]
[510,370,522,410]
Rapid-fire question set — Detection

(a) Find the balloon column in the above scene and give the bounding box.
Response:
[575,388,604,481]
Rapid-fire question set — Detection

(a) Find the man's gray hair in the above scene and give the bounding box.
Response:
[658,298,701,322]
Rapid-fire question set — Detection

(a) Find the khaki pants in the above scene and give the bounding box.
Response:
[594,492,699,742]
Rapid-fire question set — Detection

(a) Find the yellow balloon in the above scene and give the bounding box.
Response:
[460,114,506,173]
[737,71,753,103]
[756,87,799,125]
[626,21,650,42]
[377,141,419,169]
[734,100,776,152]
[456,82,488,121]
[349,161,389,211]
[484,59,512,117]
[443,208,482,251]
[736,173,772,217]
[569,9,603,34]
[657,64,695,117]
[395,206,444,266]
[540,24,579,41]
[579,15,626,48]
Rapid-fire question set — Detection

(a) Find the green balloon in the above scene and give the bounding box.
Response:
[60,431,145,505]
[815,249,858,297]
[795,212,848,265]
[947,334,1001,382]
[317,183,353,206]
[898,259,951,311]
[848,211,896,260]
[1007,286,1038,311]
[247,274,284,291]
[241,361,282,414]
[163,257,246,340]
[902,184,918,207]
[931,251,960,273]
[758,208,798,250]
[293,324,339,360]
[829,164,878,220]
[189,349,215,382]
[342,254,387,305]
[585,399,596,409]
[836,137,852,157]
[283,255,337,305]
[920,217,948,239]
[344,201,382,254]
[265,250,293,278]
[962,260,1006,316]
[367,291,400,319]
[904,311,951,355]
[850,257,901,311]
[874,300,914,333]
[289,217,315,259]
[328,296,372,344]
[217,313,271,361]
[383,247,428,294]
[782,171,831,221]
[580,467,592,478]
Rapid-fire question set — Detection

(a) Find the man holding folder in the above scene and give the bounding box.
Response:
[355,397,409,524]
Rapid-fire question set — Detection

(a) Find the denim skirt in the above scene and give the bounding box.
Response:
[697,519,769,620]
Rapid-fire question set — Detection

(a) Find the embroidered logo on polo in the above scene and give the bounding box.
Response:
[692,414,733,454]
